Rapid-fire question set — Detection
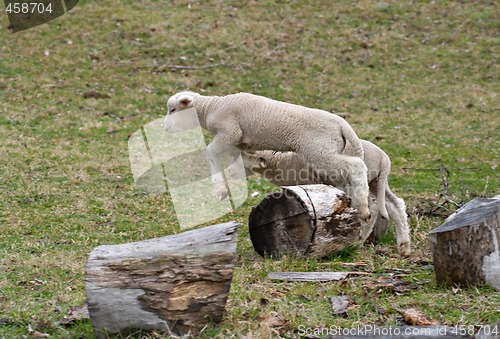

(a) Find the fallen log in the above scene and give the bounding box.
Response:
[85,221,239,338]
[267,272,348,282]
[429,195,500,290]
[249,185,377,258]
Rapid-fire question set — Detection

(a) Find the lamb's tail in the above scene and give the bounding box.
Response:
[340,120,364,159]
[377,153,391,220]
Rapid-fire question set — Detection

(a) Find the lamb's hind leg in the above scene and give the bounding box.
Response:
[350,159,371,223]
[386,187,411,257]
[308,153,371,223]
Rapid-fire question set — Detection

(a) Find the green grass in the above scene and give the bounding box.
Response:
[1,0,499,338]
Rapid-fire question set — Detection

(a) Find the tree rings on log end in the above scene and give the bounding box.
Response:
[249,184,362,259]
[249,187,313,257]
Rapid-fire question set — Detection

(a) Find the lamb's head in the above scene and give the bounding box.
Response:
[240,151,268,176]
[163,91,200,133]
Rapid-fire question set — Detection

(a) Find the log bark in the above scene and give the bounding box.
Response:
[85,221,239,338]
[249,184,374,258]
[429,195,500,290]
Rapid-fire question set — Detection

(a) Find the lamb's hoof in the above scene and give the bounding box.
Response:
[360,211,371,223]
[227,161,245,179]
[398,242,411,258]
[214,187,229,201]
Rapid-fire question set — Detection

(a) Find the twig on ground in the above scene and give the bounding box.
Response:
[155,63,234,72]
[456,164,465,204]
[439,164,450,197]
[437,164,461,210]
[401,167,476,171]
[482,176,489,197]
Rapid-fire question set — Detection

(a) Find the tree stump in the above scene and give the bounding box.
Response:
[85,221,239,338]
[249,184,371,258]
[429,195,500,290]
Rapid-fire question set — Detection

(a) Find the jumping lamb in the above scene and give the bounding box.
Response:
[238,140,411,257]
[163,91,371,222]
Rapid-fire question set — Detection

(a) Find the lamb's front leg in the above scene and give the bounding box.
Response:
[206,139,238,200]
[386,188,411,257]
[226,152,246,180]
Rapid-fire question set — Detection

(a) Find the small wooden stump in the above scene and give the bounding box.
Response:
[249,185,366,258]
[85,221,239,338]
[429,195,500,290]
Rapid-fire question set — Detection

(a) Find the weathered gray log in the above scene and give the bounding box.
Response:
[85,221,239,338]
[267,272,348,282]
[429,195,500,290]
[476,321,500,339]
[249,184,378,258]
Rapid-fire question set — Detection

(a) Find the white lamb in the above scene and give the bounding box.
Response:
[238,140,411,257]
[163,91,371,222]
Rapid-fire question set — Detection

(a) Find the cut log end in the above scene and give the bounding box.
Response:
[249,185,364,259]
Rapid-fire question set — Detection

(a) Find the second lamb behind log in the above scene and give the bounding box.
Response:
[163,92,372,223]
[238,140,411,257]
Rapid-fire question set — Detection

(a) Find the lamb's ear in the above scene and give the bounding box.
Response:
[259,157,267,168]
[177,94,194,108]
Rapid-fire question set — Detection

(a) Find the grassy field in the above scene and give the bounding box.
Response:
[0,0,499,337]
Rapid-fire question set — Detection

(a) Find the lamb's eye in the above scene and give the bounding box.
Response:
[170,108,176,114]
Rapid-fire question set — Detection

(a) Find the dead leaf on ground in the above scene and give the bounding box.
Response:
[83,91,110,99]
[59,303,89,326]
[258,311,290,330]
[27,324,50,338]
[33,331,50,338]
[0,318,10,325]
[330,295,353,317]
[401,308,439,326]
[268,287,287,298]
